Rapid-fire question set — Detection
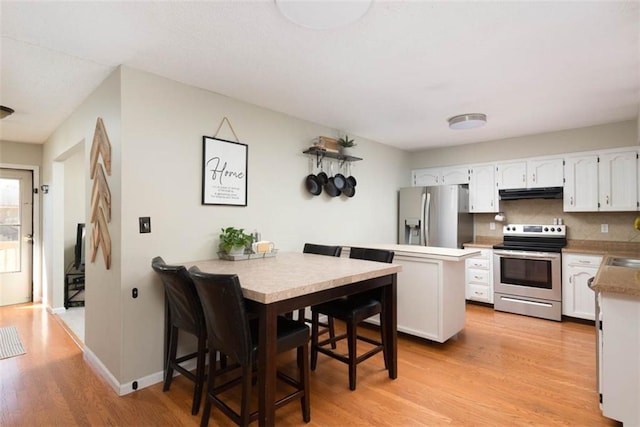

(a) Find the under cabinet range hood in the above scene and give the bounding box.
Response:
[498,187,563,200]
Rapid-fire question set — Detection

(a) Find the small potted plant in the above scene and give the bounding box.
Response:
[337,135,356,157]
[219,227,254,256]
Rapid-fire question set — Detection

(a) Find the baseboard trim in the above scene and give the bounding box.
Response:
[83,347,202,396]
[48,306,66,315]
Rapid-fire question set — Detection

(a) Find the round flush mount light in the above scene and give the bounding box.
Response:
[275,0,372,30]
[0,106,15,120]
[448,113,487,130]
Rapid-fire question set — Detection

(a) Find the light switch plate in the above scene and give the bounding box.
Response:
[601,224,608,233]
[139,217,151,233]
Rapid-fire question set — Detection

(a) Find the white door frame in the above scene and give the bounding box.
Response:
[0,163,41,304]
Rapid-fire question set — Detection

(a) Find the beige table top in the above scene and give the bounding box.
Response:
[187,252,402,304]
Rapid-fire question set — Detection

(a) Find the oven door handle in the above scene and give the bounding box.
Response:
[493,250,560,261]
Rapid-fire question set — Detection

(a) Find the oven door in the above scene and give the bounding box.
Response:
[493,249,561,301]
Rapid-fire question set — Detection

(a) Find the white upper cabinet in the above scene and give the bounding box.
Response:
[598,150,638,211]
[440,166,470,185]
[496,157,563,189]
[413,166,469,186]
[469,164,498,213]
[496,161,526,189]
[564,154,599,211]
[528,157,564,188]
[412,167,440,186]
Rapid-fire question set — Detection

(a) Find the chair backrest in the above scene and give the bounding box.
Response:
[303,243,342,257]
[151,256,205,336]
[189,267,253,367]
[349,247,395,263]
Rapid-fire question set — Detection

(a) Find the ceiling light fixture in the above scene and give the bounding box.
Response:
[275,0,372,30]
[0,106,15,120]
[448,113,487,130]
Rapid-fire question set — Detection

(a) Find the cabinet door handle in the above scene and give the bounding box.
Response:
[532,173,536,183]
[570,196,574,206]
[522,174,526,184]
[606,195,609,205]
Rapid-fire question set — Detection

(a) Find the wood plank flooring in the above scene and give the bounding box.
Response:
[0,302,619,426]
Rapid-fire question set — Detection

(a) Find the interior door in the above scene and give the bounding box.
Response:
[0,169,33,306]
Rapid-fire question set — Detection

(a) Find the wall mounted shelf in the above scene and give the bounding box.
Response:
[303,147,363,167]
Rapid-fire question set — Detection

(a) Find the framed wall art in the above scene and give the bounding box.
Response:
[202,136,248,206]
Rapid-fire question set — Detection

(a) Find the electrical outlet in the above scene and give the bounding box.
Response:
[489,222,496,230]
[601,224,609,233]
[139,217,151,233]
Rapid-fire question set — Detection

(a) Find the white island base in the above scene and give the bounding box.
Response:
[345,244,480,343]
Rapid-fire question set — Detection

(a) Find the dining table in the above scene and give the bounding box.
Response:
[186,251,401,427]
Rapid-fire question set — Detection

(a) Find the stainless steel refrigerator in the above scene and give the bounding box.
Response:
[398,185,473,248]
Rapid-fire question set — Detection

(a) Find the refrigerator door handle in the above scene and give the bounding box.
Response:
[423,192,431,246]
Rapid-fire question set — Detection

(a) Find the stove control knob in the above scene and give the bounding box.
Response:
[544,227,549,231]
[551,227,556,232]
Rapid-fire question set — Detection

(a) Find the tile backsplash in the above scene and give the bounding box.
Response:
[474,199,640,242]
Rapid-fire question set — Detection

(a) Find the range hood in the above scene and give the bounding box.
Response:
[499,187,563,200]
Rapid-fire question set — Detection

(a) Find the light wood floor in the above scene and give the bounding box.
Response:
[0,302,620,426]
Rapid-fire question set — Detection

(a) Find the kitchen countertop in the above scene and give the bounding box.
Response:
[563,239,640,255]
[463,237,501,249]
[592,254,640,297]
[561,240,640,297]
[346,244,480,262]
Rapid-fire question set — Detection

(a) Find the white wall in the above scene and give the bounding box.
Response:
[117,67,409,384]
[63,148,85,268]
[0,141,43,166]
[43,68,123,381]
[42,66,410,391]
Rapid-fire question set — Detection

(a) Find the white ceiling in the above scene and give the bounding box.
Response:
[1,1,638,151]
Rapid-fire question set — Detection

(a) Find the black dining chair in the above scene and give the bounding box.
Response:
[151,256,208,415]
[310,247,395,390]
[297,243,342,347]
[189,267,311,427]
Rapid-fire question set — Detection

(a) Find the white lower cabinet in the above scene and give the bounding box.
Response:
[464,248,493,304]
[348,249,468,344]
[562,253,602,320]
[601,292,640,426]
[394,254,466,343]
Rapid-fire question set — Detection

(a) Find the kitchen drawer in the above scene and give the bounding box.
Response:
[565,253,603,268]
[466,257,490,270]
[467,284,491,303]
[467,268,490,285]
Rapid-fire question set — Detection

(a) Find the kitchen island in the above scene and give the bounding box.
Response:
[591,253,640,427]
[345,244,480,343]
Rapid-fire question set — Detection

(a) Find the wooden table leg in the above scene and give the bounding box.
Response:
[257,303,277,426]
[383,274,398,379]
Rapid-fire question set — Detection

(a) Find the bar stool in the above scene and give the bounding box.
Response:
[310,247,395,390]
[151,256,208,415]
[189,267,311,426]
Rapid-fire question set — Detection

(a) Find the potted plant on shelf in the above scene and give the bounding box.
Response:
[219,227,254,256]
[337,135,356,157]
